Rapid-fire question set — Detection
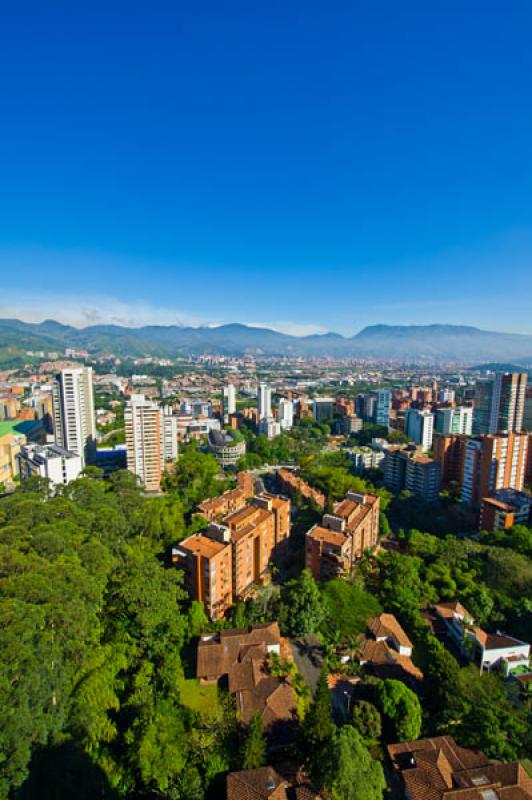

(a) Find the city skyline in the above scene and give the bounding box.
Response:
[2,2,532,334]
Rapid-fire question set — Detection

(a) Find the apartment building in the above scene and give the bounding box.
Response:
[473,372,527,435]
[306,491,380,581]
[277,467,325,509]
[373,389,391,428]
[222,383,236,421]
[173,534,233,619]
[404,455,441,502]
[175,493,291,618]
[405,409,434,451]
[125,394,174,492]
[52,367,96,466]
[461,433,529,506]
[434,406,473,436]
[278,398,294,430]
[312,397,335,422]
[196,471,255,521]
[432,433,467,486]
[383,447,441,501]
[17,443,82,487]
[0,427,24,490]
[479,489,531,532]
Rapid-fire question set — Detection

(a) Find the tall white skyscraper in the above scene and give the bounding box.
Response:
[473,373,527,435]
[258,383,272,420]
[222,384,236,420]
[52,366,96,466]
[278,398,294,430]
[405,409,434,451]
[125,394,164,492]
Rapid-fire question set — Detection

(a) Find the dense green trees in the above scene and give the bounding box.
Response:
[162,445,224,512]
[376,679,422,742]
[320,578,381,642]
[240,712,267,770]
[351,700,382,742]
[326,726,385,800]
[301,670,335,788]
[0,472,232,800]
[279,570,324,637]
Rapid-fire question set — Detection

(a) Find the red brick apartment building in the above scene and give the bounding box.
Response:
[277,467,325,509]
[196,471,255,521]
[174,492,291,619]
[305,491,380,581]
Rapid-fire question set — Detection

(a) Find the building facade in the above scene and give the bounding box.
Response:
[125,394,165,492]
[473,372,527,435]
[52,367,96,466]
[434,406,473,436]
[405,409,434,451]
[461,433,529,506]
[17,443,83,487]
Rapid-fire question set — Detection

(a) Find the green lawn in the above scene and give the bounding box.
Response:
[177,676,219,715]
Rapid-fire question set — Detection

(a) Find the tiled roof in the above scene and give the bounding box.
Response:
[368,612,413,650]
[388,736,532,800]
[306,525,347,548]
[433,601,473,621]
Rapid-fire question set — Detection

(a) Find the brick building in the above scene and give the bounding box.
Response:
[278,467,325,509]
[174,492,291,619]
[305,491,380,581]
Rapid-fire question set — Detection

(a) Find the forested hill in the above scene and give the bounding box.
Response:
[2,318,532,361]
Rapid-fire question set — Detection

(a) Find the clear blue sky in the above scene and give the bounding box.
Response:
[1,1,531,335]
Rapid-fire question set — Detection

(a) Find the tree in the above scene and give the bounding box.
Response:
[301,669,335,787]
[377,679,422,742]
[163,446,223,511]
[279,570,324,637]
[240,712,266,770]
[351,700,382,742]
[326,725,385,800]
[321,579,381,642]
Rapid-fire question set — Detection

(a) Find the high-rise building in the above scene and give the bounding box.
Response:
[52,367,96,466]
[438,388,456,404]
[461,433,529,506]
[383,448,440,501]
[257,383,272,421]
[433,433,467,486]
[434,406,473,436]
[125,394,178,492]
[312,397,335,422]
[373,389,391,428]
[222,384,236,421]
[405,409,434,451]
[473,373,527,435]
[523,386,532,432]
[278,398,294,431]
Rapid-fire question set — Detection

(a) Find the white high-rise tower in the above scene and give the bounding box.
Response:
[258,383,272,420]
[52,366,96,466]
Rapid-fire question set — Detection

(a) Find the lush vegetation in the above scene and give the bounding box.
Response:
[0,472,239,800]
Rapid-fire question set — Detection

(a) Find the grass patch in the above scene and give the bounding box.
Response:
[177,676,219,715]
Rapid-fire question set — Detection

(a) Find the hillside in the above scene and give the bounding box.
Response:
[1,319,532,362]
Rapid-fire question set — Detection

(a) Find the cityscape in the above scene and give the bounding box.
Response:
[2,3,532,800]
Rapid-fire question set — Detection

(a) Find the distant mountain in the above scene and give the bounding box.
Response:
[1,319,532,363]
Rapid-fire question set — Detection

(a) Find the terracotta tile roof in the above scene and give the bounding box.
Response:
[470,628,529,651]
[227,767,322,800]
[433,601,473,621]
[359,638,423,682]
[368,612,413,650]
[175,533,228,558]
[388,737,532,800]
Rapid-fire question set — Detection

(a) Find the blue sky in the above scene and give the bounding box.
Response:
[1,1,531,335]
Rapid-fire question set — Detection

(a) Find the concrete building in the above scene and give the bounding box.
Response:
[462,433,529,506]
[125,394,165,492]
[479,489,532,532]
[172,534,233,620]
[438,387,456,403]
[473,372,527,435]
[52,367,96,466]
[383,447,441,501]
[306,491,380,581]
[405,409,434,451]
[373,389,391,428]
[404,454,441,502]
[257,383,272,421]
[312,397,335,422]
[162,407,179,462]
[348,446,385,474]
[278,398,294,431]
[342,414,363,435]
[434,406,473,436]
[208,429,246,467]
[258,416,281,439]
[222,384,236,421]
[17,443,83,487]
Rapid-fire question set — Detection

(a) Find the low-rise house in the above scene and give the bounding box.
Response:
[226,766,321,800]
[388,735,532,800]
[197,624,298,738]
[479,488,532,531]
[434,601,530,675]
[357,613,423,687]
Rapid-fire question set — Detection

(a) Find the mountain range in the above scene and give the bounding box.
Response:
[1,318,532,363]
